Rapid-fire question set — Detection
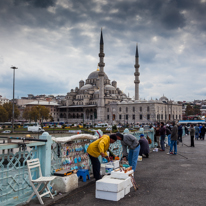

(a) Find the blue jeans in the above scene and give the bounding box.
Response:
[195,133,199,140]
[170,140,177,154]
[160,135,165,150]
[128,145,140,171]
[167,134,171,146]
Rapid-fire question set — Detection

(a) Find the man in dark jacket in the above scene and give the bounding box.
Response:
[159,122,166,151]
[190,124,195,147]
[200,125,206,140]
[178,124,183,143]
[116,132,140,171]
[139,134,150,158]
[168,121,178,155]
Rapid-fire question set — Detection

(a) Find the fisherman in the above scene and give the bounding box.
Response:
[116,132,140,171]
[87,134,117,181]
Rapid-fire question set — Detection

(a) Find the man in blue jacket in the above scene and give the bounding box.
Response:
[116,132,140,171]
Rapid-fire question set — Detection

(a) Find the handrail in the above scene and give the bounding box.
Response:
[0,136,47,142]
[0,141,46,150]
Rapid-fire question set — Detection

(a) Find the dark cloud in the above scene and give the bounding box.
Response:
[0,0,206,100]
[15,0,56,8]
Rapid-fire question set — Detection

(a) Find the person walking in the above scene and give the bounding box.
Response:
[166,124,171,146]
[195,124,199,140]
[200,125,206,140]
[159,122,166,151]
[155,123,161,148]
[178,124,183,143]
[116,132,140,171]
[87,134,117,180]
[168,121,178,155]
[190,124,195,147]
[199,124,202,139]
[139,134,150,158]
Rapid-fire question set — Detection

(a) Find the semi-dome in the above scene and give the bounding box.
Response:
[87,70,108,80]
[105,84,116,90]
[80,84,93,90]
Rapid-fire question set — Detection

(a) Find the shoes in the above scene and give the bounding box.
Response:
[167,152,173,155]
[159,149,165,151]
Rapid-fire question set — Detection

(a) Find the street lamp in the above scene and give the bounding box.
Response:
[11,66,18,133]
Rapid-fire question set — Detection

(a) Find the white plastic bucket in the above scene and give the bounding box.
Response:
[105,164,114,174]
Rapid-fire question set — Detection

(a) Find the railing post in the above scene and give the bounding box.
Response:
[38,132,52,176]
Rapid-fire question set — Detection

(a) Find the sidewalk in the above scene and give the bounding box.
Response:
[19,135,206,206]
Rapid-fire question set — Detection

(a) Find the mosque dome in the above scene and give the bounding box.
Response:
[87,70,108,80]
[105,84,116,90]
[159,95,168,102]
[80,84,93,90]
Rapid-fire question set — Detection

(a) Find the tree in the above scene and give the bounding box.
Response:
[23,107,32,121]
[185,105,193,116]
[0,106,8,122]
[30,106,40,122]
[3,102,20,121]
[37,106,50,122]
[193,105,201,115]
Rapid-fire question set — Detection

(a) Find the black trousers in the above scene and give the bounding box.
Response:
[190,136,194,147]
[89,154,101,181]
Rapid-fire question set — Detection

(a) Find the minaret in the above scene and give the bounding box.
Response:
[97,29,105,121]
[134,44,140,100]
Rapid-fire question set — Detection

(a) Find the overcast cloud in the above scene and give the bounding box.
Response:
[0,0,206,101]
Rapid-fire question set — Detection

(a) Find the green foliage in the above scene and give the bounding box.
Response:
[3,102,20,121]
[112,125,117,130]
[0,105,8,122]
[185,104,201,116]
[23,105,50,122]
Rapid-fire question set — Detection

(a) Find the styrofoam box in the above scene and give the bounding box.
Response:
[124,185,130,195]
[96,177,127,192]
[111,160,119,169]
[111,170,134,179]
[101,164,106,175]
[95,189,124,201]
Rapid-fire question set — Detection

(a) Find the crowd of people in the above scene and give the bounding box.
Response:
[87,122,205,181]
[154,122,205,154]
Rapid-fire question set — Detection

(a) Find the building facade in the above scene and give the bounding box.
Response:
[57,30,182,124]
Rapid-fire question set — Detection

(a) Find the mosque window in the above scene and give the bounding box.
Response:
[107,108,109,112]
[133,115,135,120]
[147,114,150,120]
[165,114,167,120]
[161,114,163,120]
[107,115,109,120]
[126,114,128,120]
[133,107,135,112]
[126,107,128,113]
[119,107,121,112]
[147,106,150,112]
[140,114,142,120]
[119,114,122,119]
[140,107,142,112]
[176,115,178,119]
[179,115,181,119]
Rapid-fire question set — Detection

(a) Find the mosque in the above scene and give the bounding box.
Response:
[58,30,182,125]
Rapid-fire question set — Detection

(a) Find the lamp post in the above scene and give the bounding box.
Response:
[11,66,18,133]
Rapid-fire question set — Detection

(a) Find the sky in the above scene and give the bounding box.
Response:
[0,0,206,101]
